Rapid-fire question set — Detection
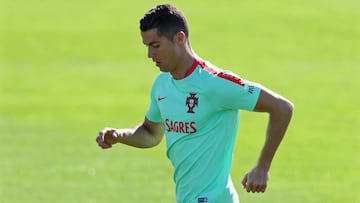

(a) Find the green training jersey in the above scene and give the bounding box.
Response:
[146,59,261,203]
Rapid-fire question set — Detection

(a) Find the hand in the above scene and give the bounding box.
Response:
[96,128,119,149]
[241,166,269,193]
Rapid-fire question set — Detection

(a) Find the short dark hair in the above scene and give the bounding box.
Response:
[140,4,189,41]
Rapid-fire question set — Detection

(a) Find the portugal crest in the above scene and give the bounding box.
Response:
[186,93,198,113]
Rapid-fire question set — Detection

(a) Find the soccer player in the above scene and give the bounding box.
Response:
[96,4,294,203]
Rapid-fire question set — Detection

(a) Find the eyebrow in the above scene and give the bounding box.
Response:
[144,40,160,46]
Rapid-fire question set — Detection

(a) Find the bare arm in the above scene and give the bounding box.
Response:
[96,117,164,149]
[242,87,294,193]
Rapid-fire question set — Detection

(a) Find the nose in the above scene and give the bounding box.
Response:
[147,47,155,58]
[147,48,151,58]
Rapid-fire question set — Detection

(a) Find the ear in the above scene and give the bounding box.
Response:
[174,31,187,45]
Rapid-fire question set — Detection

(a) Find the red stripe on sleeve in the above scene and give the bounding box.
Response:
[218,72,245,86]
[200,62,245,87]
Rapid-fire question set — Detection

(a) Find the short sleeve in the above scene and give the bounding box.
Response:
[145,83,163,123]
[210,71,262,111]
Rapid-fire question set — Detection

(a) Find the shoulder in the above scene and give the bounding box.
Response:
[153,72,171,86]
[198,61,246,87]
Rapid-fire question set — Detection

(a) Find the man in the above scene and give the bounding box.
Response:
[96,4,294,203]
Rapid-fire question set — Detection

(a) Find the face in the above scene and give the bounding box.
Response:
[141,28,182,72]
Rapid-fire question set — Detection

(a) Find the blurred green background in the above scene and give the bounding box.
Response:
[1,0,359,202]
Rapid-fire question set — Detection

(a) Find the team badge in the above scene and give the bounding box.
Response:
[186,93,198,113]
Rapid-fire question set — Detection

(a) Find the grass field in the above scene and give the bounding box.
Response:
[1,0,359,202]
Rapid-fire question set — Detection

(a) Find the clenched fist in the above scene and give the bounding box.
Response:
[96,128,119,149]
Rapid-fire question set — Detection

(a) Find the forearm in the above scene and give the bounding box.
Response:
[256,98,294,169]
[115,120,164,148]
[242,88,294,193]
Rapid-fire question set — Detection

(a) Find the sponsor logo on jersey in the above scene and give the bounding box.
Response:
[164,118,197,134]
[248,83,255,94]
[186,93,198,113]
[157,96,167,101]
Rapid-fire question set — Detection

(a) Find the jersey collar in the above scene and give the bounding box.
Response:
[184,59,204,78]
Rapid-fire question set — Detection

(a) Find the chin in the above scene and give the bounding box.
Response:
[159,69,170,73]
[157,65,169,72]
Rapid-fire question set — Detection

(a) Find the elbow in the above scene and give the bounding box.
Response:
[287,99,295,114]
[281,98,294,119]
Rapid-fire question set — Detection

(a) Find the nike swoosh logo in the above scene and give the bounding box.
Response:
[158,96,167,101]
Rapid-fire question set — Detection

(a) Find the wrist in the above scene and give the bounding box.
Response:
[256,160,271,171]
[115,129,127,139]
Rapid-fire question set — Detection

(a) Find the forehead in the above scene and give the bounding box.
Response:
[141,28,167,45]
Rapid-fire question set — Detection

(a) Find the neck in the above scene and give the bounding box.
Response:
[171,50,197,80]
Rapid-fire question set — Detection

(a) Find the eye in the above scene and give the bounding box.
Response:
[152,44,160,48]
